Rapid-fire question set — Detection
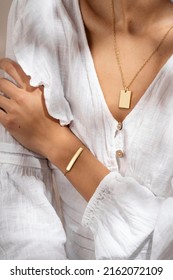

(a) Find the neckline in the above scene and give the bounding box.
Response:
[75,0,173,126]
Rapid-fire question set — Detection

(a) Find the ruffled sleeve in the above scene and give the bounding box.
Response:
[7,0,73,126]
[0,0,68,259]
[82,171,173,259]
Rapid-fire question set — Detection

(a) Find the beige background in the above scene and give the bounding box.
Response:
[0,0,13,57]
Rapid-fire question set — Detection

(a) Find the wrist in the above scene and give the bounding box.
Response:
[44,122,110,201]
[45,124,83,172]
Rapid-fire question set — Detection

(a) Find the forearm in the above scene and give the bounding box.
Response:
[0,56,109,201]
[46,126,110,201]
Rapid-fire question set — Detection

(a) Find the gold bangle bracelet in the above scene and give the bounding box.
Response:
[64,146,84,176]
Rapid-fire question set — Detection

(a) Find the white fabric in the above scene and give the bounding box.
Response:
[0,0,173,259]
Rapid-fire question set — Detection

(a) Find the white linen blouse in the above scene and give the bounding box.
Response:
[0,0,173,260]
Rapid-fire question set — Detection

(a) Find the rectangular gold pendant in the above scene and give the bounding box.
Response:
[119,89,132,109]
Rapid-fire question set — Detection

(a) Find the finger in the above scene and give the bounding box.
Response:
[0,108,7,127]
[0,95,12,113]
[0,78,21,100]
[0,58,34,91]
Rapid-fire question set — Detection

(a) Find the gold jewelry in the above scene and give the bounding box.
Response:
[111,0,173,109]
[64,146,84,176]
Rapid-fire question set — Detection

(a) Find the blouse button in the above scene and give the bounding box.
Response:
[117,122,123,130]
[116,150,124,158]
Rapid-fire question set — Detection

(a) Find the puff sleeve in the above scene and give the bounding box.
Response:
[82,172,173,259]
[7,0,73,125]
[0,0,69,259]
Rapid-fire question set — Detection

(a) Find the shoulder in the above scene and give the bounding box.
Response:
[7,0,79,63]
[8,0,70,46]
[11,0,58,11]
[10,0,74,18]
[9,0,72,29]
[9,0,77,35]
[10,0,58,20]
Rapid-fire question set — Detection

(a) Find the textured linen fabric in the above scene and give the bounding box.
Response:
[0,0,173,260]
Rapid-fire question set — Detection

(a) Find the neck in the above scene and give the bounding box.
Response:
[83,0,171,35]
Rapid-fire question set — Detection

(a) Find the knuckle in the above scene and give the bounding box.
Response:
[15,93,25,104]
[8,103,16,115]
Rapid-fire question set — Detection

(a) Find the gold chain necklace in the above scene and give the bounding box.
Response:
[111,0,173,109]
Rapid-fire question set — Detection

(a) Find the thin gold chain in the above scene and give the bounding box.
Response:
[111,0,173,90]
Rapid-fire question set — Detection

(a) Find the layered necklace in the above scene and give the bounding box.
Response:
[111,0,173,109]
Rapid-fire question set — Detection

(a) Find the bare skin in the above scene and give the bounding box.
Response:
[0,0,173,200]
[80,0,173,122]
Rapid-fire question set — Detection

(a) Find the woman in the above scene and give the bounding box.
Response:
[0,0,173,260]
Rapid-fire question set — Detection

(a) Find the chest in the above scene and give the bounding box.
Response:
[87,32,173,122]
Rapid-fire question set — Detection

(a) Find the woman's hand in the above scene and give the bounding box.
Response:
[0,58,61,157]
[0,58,109,200]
